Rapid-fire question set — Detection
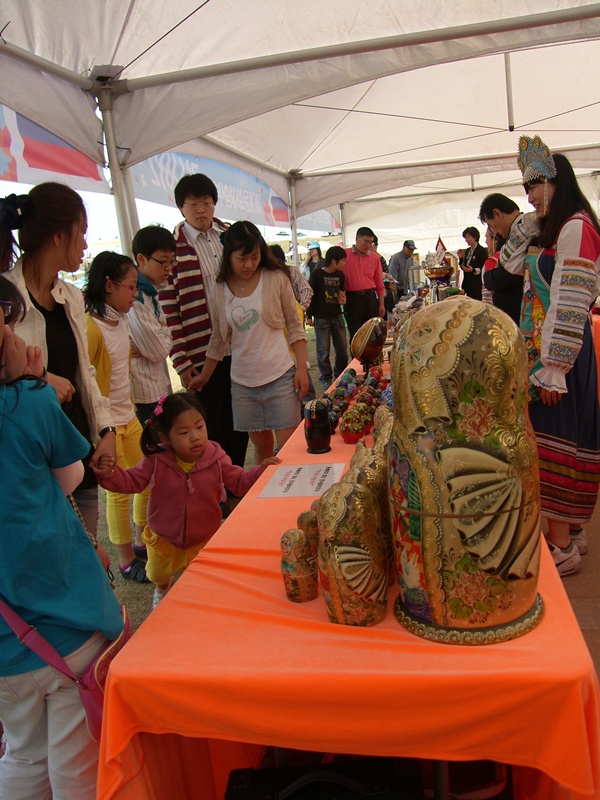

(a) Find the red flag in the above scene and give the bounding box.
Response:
[435,236,447,262]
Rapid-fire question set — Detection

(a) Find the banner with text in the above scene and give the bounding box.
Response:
[129,151,338,232]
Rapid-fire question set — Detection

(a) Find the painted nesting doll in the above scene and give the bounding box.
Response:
[389,297,544,645]
[350,317,387,375]
[317,481,388,626]
[281,527,319,603]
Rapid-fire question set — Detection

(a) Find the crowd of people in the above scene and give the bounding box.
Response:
[0,134,599,794]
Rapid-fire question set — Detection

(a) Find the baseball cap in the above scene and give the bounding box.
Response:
[404,240,416,250]
[308,241,319,248]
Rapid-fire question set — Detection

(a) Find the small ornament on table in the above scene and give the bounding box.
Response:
[281,528,319,603]
[304,399,331,454]
[350,317,387,378]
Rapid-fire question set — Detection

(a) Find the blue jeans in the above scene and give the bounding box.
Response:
[314,316,348,387]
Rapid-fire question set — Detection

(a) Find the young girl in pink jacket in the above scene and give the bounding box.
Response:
[93,392,279,608]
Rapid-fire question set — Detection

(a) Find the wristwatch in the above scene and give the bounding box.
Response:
[99,426,117,438]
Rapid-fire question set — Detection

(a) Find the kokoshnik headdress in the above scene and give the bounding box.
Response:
[517,135,556,183]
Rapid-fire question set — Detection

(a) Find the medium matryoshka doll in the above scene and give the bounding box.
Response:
[389,297,544,645]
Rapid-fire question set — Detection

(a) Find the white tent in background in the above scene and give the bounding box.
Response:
[0,1,599,256]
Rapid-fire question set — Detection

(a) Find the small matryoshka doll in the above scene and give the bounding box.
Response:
[389,297,544,645]
[317,481,387,626]
[281,527,319,603]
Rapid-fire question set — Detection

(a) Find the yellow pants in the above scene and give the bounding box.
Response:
[105,418,149,545]
[142,527,207,585]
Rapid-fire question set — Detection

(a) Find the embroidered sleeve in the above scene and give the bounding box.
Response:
[532,217,600,392]
[499,212,539,275]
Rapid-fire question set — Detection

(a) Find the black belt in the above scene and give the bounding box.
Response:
[346,290,372,295]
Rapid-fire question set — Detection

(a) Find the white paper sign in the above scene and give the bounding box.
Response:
[259,464,345,498]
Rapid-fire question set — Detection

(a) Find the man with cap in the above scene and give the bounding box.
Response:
[388,240,416,296]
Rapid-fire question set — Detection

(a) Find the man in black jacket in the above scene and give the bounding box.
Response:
[478,194,525,325]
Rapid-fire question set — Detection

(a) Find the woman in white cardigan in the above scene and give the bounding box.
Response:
[190,221,308,462]
[0,184,116,538]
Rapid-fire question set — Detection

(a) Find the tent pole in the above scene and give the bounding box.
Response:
[288,176,300,268]
[113,4,600,93]
[504,53,515,132]
[339,204,346,247]
[122,168,141,241]
[98,87,132,256]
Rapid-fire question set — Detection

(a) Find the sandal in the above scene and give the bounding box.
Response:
[119,557,150,583]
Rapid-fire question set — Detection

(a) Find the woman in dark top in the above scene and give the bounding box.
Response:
[458,226,487,300]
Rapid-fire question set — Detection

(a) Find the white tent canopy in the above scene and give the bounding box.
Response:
[1,1,599,252]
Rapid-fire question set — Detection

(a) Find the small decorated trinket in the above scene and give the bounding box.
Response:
[280,528,319,603]
[304,400,331,454]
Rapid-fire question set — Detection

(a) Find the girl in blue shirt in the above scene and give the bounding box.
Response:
[0,276,123,800]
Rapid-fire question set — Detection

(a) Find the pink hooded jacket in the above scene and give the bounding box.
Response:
[99,441,261,549]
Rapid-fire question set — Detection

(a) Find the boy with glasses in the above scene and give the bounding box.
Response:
[130,225,177,424]
[159,174,248,470]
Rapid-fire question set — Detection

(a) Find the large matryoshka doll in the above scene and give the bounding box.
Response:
[389,297,544,644]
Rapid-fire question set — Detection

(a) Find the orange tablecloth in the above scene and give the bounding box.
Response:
[98,374,600,800]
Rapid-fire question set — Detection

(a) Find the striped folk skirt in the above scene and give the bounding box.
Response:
[528,323,600,524]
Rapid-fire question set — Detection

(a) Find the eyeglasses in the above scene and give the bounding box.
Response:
[182,201,214,210]
[523,179,544,194]
[0,300,13,317]
[113,281,139,294]
[150,256,177,268]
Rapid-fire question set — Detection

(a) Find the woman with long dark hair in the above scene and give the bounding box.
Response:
[190,221,308,462]
[516,136,600,575]
[0,183,116,540]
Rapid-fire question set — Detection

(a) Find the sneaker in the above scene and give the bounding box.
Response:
[132,543,148,560]
[548,541,582,577]
[119,557,150,583]
[570,527,588,556]
[152,588,166,609]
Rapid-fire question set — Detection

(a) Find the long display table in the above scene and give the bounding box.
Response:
[98,372,600,800]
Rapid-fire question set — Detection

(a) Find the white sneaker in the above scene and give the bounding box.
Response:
[570,527,588,555]
[152,587,167,609]
[548,541,582,577]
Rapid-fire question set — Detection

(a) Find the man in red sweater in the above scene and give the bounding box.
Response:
[344,227,386,340]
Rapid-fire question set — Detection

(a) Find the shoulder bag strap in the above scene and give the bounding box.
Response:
[0,597,78,683]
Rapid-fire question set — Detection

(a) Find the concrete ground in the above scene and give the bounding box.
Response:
[562,503,600,673]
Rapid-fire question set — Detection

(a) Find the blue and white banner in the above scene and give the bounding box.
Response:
[129,151,338,233]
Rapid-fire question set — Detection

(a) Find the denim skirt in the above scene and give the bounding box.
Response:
[232,366,301,431]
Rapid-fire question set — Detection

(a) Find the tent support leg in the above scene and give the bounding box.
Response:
[339,203,346,247]
[288,176,300,268]
[122,167,141,242]
[504,53,515,132]
[98,86,132,256]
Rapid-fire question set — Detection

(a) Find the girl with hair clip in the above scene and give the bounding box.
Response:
[0,275,123,800]
[84,251,150,583]
[0,183,116,542]
[503,136,600,575]
[93,391,280,608]
[190,221,308,462]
